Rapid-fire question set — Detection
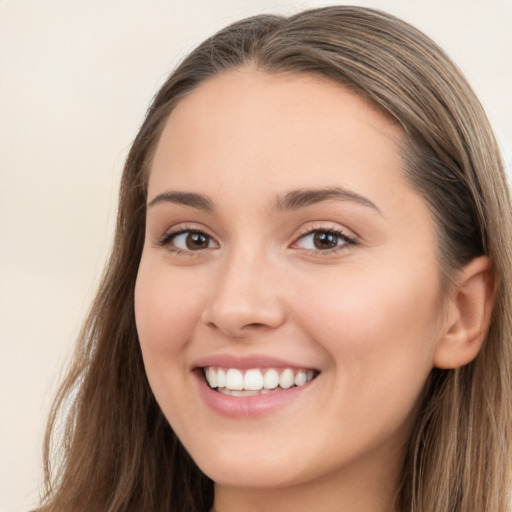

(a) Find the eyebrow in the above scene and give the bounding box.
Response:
[274,186,381,214]
[147,186,381,214]
[147,191,214,211]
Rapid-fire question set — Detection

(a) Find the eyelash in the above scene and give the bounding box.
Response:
[156,225,216,255]
[292,226,357,255]
[156,225,357,256]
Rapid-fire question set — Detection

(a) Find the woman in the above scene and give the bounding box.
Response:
[38,6,512,512]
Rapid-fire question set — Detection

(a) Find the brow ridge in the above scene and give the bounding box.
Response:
[274,186,381,213]
[147,186,380,215]
[147,191,214,211]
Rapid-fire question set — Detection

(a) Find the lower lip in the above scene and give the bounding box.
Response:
[194,370,317,418]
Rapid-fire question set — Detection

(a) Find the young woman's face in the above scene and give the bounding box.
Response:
[135,69,446,496]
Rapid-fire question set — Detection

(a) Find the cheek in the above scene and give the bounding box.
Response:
[134,261,202,354]
[294,263,441,395]
[316,270,440,449]
[134,259,208,432]
[133,259,208,414]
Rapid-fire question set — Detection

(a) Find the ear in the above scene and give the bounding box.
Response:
[434,256,495,369]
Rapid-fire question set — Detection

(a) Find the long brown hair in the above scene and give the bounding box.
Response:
[38,6,512,511]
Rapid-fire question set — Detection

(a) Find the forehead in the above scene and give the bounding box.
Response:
[148,69,406,200]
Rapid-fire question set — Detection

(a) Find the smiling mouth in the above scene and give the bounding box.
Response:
[202,367,319,397]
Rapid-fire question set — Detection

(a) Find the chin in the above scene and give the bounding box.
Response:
[191,446,310,490]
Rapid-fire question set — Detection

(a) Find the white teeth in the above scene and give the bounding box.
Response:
[279,368,294,389]
[218,388,261,397]
[294,370,307,387]
[244,369,263,391]
[217,368,226,388]
[204,366,317,393]
[263,368,279,389]
[225,368,243,390]
[207,367,217,388]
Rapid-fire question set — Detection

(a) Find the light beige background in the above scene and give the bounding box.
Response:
[1,1,510,511]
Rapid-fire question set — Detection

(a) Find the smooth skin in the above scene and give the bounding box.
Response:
[135,68,493,512]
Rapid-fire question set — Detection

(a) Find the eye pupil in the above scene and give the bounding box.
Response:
[186,232,209,250]
[313,231,338,249]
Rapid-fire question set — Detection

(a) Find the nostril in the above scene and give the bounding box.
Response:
[205,321,266,331]
[203,319,271,338]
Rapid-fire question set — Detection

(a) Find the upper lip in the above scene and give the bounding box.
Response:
[192,353,319,371]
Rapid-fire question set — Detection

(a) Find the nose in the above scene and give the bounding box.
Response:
[200,249,286,338]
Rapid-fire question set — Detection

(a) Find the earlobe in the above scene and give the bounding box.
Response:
[434,256,495,370]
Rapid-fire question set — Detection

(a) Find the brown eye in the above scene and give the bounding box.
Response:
[313,231,339,249]
[185,232,210,250]
[160,230,216,252]
[293,228,355,253]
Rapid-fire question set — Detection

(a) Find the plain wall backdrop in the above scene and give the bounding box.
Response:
[1,1,510,510]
